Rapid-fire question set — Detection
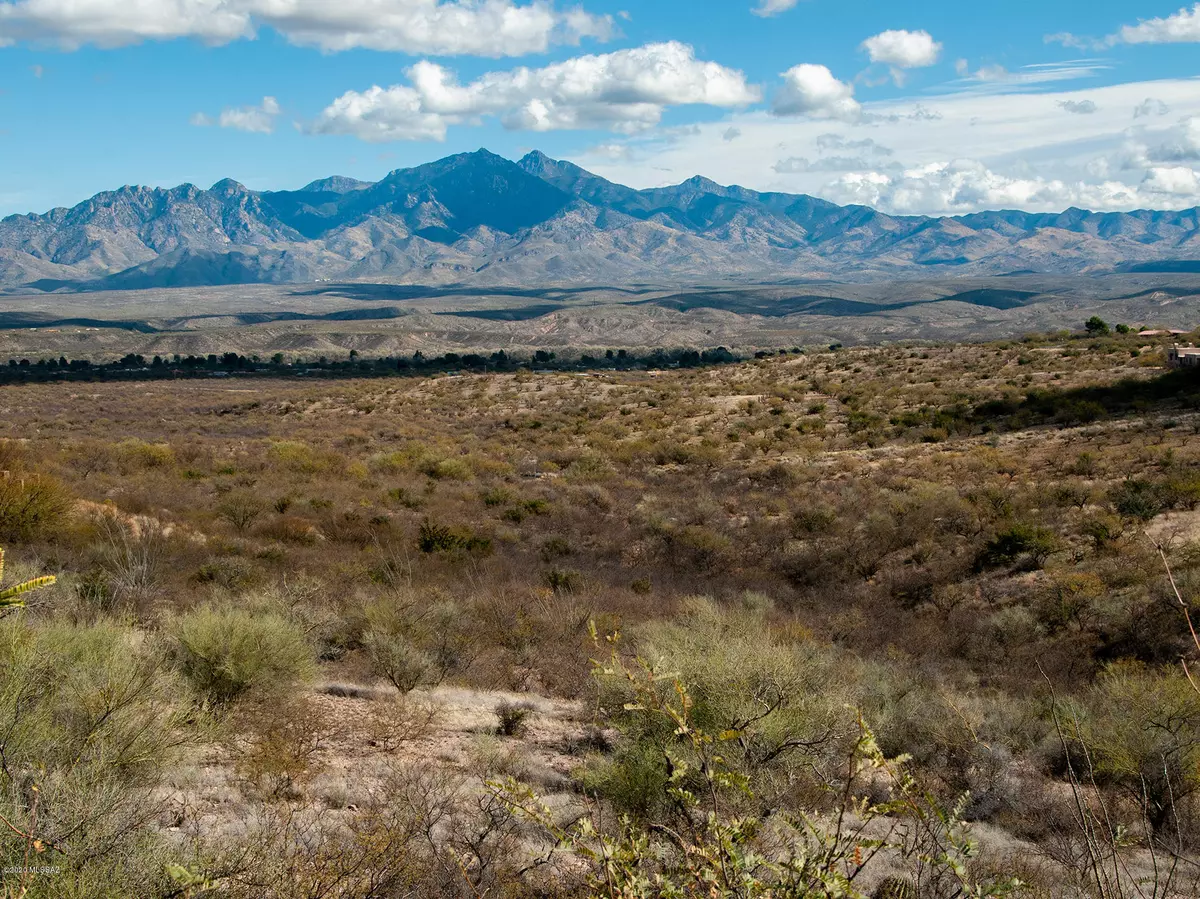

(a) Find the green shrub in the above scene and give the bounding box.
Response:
[421,457,472,481]
[0,473,72,543]
[977,523,1060,569]
[363,630,433,693]
[1067,663,1200,836]
[417,519,491,554]
[0,619,194,894]
[269,440,331,474]
[167,604,315,706]
[588,600,848,818]
[116,438,176,470]
[1109,479,1167,521]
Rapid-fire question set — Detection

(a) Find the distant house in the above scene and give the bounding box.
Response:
[1168,347,1200,368]
[1140,329,1190,337]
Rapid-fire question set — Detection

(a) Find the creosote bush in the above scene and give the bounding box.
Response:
[167,604,316,707]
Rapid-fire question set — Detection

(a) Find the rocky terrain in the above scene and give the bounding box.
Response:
[3,149,1200,292]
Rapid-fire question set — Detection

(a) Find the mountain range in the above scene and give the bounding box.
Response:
[3,149,1200,292]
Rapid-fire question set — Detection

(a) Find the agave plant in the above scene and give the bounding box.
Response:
[0,546,55,613]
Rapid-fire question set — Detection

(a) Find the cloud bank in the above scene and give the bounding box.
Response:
[311,42,760,141]
[0,0,612,55]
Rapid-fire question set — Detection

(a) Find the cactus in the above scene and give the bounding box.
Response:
[0,547,55,613]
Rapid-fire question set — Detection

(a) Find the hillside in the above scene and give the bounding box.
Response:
[3,149,1199,291]
[2,339,1199,896]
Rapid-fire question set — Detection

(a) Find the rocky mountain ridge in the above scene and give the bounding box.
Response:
[4,149,1199,291]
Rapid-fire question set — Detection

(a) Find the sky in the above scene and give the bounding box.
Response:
[1,0,1199,218]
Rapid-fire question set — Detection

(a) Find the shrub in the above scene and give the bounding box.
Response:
[417,519,490,555]
[363,630,434,693]
[233,694,330,799]
[217,490,266,533]
[116,438,176,470]
[269,440,333,474]
[1067,663,1200,836]
[366,696,442,751]
[193,557,262,591]
[421,457,472,481]
[588,601,848,817]
[0,619,194,893]
[495,700,535,737]
[977,523,1061,569]
[1109,479,1167,521]
[167,604,316,707]
[0,472,72,544]
[545,567,581,593]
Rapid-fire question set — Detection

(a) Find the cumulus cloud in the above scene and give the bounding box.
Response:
[0,0,613,56]
[1059,99,1097,115]
[311,42,759,142]
[722,127,741,141]
[192,96,281,133]
[772,64,860,121]
[1117,3,1200,44]
[752,0,800,17]
[1144,117,1200,162]
[825,158,1191,215]
[1142,164,1200,196]
[861,29,942,68]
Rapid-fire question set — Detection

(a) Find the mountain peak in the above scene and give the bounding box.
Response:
[518,150,555,170]
[299,175,373,195]
[210,178,247,195]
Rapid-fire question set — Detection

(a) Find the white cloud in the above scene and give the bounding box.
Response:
[576,76,1200,213]
[826,158,1200,214]
[1144,117,1200,162]
[1059,99,1097,115]
[861,29,942,68]
[722,127,741,141]
[752,0,800,17]
[1142,164,1200,196]
[1117,3,1200,44]
[774,155,895,173]
[816,134,893,155]
[1044,32,1095,51]
[772,64,860,121]
[192,96,281,133]
[1134,98,1170,118]
[311,42,759,142]
[0,0,612,56]
[950,59,1108,93]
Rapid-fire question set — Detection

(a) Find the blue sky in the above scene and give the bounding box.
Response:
[1,0,1199,216]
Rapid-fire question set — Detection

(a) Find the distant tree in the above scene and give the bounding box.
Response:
[1085,316,1111,336]
[1115,323,1131,334]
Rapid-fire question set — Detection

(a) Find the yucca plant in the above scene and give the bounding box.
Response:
[0,547,55,614]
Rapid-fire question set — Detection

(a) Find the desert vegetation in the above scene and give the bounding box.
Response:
[1,326,1199,897]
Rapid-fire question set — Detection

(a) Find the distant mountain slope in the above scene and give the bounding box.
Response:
[2,149,1199,291]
